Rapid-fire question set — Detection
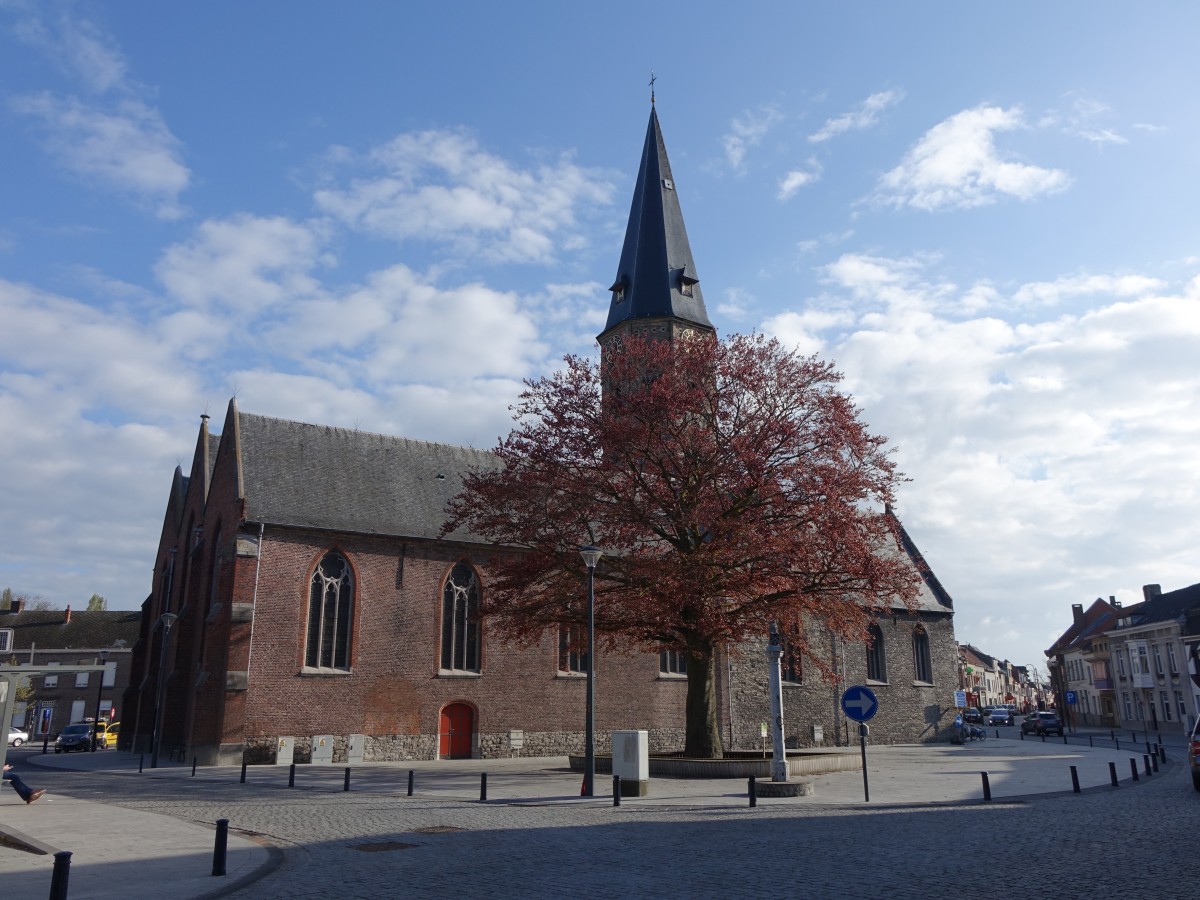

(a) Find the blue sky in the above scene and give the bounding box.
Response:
[3,0,1200,675]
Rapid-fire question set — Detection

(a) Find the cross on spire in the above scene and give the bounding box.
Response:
[649,71,656,104]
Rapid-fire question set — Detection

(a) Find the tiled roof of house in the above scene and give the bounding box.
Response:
[0,609,142,651]
[1115,581,1200,628]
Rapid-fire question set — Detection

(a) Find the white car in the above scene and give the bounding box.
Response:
[6,726,30,747]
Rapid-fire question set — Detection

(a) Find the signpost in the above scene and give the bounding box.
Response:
[841,685,878,803]
[954,690,967,708]
[1065,690,1077,704]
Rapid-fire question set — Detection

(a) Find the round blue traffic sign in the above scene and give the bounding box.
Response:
[841,685,878,722]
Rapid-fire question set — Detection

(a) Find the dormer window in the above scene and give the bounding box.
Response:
[679,273,698,298]
[609,277,626,304]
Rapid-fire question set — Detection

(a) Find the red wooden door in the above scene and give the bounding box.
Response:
[439,703,474,758]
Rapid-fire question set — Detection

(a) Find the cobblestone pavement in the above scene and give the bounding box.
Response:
[17,745,1200,900]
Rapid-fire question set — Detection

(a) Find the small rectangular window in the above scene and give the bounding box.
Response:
[75,671,89,688]
[44,662,59,688]
[659,649,686,676]
[558,625,588,674]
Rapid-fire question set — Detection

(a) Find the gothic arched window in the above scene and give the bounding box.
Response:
[866,622,887,683]
[441,561,481,672]
[912,624,933,684]
[306,551,353,669]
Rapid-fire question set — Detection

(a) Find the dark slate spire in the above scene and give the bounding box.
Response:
[599,107,714,343]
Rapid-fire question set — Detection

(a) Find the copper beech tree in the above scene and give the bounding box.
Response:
[445,333,920,758]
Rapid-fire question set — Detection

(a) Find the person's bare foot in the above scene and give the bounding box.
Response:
[26,789,45,804]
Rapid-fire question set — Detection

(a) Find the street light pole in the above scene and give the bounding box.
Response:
[150,613,178,768]
[579,545,602,798]
[91,648,110,751]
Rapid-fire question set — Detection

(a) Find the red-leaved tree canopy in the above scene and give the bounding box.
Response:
[444,332,920,757]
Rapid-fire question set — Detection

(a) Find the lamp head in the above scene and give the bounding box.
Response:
[579,545,603,569]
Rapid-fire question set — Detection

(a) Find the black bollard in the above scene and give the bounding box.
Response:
[1143,754,1152,777]
[1130,758,1139,782]
[748,775,757,807]
[1110,730,1116,742]
[1151,752,1159,773]
[1115,736,1120,751]
[1041,733,1046,743]
[212,818,229,877]
[1070,765,1080,793]
[192,757,198,777]
[981,771,992,801]
[1020,730,1024,741]
[1063,734,1068,745]
[1158,743,1167,763]
[407,769,414,797]
[43,736,50,755]
[1145,740,1153,757]
[344,767,351,792]
[139,754,145,774]
[1088,736,1093,748]
[995,729,1000,739]
[240,760,247,784]
[49,850,72,900]
[479,772,487,803]
[288,763,296,788]
[613,774,621,807]
[1109,762,1118,787]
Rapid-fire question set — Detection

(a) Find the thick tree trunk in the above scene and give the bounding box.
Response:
[683,639,723,758]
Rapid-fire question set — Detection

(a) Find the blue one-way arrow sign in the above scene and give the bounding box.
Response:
[841,685,879,722]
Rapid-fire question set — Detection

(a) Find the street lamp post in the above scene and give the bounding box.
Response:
[91,648,110,751]
[579,545,602,798]
[150,612,178,768]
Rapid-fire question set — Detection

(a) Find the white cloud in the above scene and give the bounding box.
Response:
[12,9,128,92]
[761,254,1200,659]
[6,6,191,218]
[876,106,1069,211]
[778,158,823,200]
[721,105,784,172]
[1012,273,1164,307]
[11,92,190,218]
[809,90,904,143]
[312,129,612,265]
[155,215,327,314]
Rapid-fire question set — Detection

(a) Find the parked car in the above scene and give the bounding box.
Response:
[55,723,101,753]
[1188,716,1200,791]
[963,708,984,724]
[1026,711,1063,736]
[103,720,120,749]
[7,726,29,747]
[988,707,1013,726]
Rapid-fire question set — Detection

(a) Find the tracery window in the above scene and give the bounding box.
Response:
[306,551,353,669]
[866,623,887,683]
[912,624,933,684]
[441,561,481,672]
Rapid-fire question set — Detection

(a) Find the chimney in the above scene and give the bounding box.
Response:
[63,604,71,624]
[1072,603,1085,627]
[1142,584,1162,602]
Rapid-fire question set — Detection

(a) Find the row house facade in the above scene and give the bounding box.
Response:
[1,601,141,736]
[1106,583,1200,736]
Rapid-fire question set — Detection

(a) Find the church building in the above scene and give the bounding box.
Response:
[125,107,958,766]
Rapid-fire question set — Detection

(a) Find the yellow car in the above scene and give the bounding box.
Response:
[102,721,120,749]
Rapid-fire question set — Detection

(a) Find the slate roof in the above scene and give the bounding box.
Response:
[892,512,954,612]
[601,106,714,341]
[1114,581,1200,628]
[0,610,142,651]
[235,410,501,542]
